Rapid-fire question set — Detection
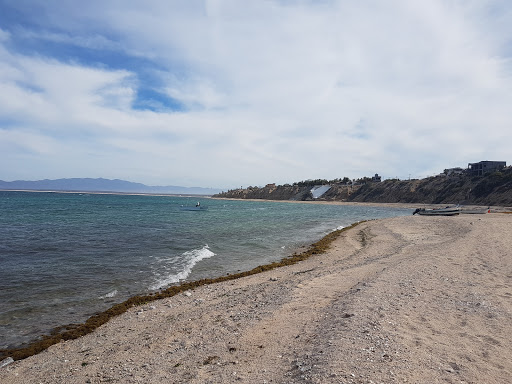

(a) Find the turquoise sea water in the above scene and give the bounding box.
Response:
[0,191,411,349]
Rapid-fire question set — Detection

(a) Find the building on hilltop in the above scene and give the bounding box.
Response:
[467,161,506,176]
[371,173,382,182]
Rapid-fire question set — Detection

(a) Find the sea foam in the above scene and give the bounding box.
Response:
[99,289,118,299]
[150,245,215,290]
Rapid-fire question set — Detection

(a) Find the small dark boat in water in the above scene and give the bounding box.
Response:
[180,205,208,211]
[180,201,208,211]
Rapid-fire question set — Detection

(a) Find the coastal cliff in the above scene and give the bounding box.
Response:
[214,168,512,206]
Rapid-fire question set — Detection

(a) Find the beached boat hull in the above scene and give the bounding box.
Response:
[413,207,461,216]
[460,208,489,214]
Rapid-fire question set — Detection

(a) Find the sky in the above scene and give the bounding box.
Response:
[0,0,511,189]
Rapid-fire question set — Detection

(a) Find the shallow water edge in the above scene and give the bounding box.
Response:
[0,221,364,361]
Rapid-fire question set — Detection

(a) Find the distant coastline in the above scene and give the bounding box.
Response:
[0,189,213,198]
[0,178,223,196]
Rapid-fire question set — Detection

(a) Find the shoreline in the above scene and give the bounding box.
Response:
[4,190,511,212]
[2,213,511,383]
[0,222,361,362]
[212,196,512,212]
[0,193,413,357]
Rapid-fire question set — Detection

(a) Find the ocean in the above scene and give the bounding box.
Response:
[0,191,411,349]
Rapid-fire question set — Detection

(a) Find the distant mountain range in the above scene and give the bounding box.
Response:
[0,178,223,196]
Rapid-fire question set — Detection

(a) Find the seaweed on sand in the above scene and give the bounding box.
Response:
[0,222,363,361]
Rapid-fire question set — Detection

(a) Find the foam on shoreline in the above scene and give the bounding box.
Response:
[149,245,216,290]
[0,222,362,361]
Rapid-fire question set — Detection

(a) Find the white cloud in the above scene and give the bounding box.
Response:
[16,28,123,52]
[0,128,58,155]
[0,1,511,187]
[0,28,10,42]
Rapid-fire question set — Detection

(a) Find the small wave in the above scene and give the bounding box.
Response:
[150,245,215,290]
[99,289,118,299]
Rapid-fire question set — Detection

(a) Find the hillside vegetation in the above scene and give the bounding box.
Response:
[214,168,512,206]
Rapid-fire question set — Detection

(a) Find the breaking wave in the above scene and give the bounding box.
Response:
[99,289,118,299]
[149,245,215,291]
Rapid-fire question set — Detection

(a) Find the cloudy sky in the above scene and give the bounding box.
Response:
[0,1,511,188]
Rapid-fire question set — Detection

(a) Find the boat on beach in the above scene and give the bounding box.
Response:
[413,206,461,216]
[459,208,490,214]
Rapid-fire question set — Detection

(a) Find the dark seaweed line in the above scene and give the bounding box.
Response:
[0,221,363,361]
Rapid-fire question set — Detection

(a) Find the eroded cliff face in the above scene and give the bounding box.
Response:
[214,168,512,205]
[215,184,313,201]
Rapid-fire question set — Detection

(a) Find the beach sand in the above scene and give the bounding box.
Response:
[1,214,511,383]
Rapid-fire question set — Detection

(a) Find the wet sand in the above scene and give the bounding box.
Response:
[1,213,511,383]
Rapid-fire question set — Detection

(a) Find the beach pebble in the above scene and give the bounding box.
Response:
[269,277,278,281]
[183,291,192,297]
[0,357,14,368]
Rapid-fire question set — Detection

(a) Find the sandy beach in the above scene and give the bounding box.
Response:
[1,213,511,383]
